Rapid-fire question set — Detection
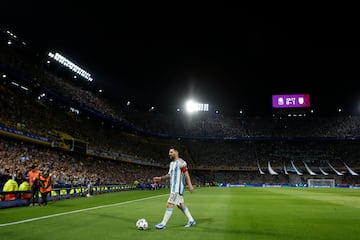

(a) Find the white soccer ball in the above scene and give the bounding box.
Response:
[136,218,148,230]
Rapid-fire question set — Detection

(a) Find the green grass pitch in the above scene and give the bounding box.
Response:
[1,187,360,240]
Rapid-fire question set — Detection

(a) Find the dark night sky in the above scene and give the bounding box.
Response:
[2,3,360,116]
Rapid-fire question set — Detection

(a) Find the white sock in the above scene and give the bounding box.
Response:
[161,208,173,225]
[181,206,194,222]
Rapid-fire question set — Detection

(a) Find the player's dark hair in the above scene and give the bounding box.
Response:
[169,146,179,152]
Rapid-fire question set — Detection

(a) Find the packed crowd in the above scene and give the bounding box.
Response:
[0,31,359,190]
[124,109,360,139]
[0,136,171,191]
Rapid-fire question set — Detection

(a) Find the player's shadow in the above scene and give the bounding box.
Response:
[173,217,213,228]
[85,212,133,222]
[193,217,213,224]
[192,219,287,238]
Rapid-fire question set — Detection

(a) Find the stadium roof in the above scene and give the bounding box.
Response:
[1,3,360,116]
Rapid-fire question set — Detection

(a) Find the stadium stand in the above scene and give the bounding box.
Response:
[0,27,359,208]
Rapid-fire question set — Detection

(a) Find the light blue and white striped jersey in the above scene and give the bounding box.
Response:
[168,158,187,195]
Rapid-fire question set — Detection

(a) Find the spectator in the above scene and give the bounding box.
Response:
[18,179,31,200]
[2,175,19,201]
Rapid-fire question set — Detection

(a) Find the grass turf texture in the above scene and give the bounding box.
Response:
[1,187,360,240]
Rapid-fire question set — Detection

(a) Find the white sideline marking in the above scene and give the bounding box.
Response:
[0,194,167,227]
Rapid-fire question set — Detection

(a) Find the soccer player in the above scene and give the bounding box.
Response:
[153,146,196,229]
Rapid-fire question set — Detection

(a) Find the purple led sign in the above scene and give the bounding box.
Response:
[272,94,310,108]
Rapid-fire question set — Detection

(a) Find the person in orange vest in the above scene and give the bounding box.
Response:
[40,170,52,206]
[28,165,41,206]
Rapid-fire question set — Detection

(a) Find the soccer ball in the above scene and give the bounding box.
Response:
[136,218,148,230]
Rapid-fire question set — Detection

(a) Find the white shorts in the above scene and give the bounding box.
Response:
[167,192,184,205]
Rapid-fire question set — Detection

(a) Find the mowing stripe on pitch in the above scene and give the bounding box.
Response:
[0,194,167,227]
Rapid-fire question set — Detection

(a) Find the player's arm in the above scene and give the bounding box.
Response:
[153,174,170,182]
[184,170,194,193]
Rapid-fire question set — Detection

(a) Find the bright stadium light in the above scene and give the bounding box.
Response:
[186,100,197,113]
[6,30,17,39]
[185,100,209,113]
[48,52,93,81]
